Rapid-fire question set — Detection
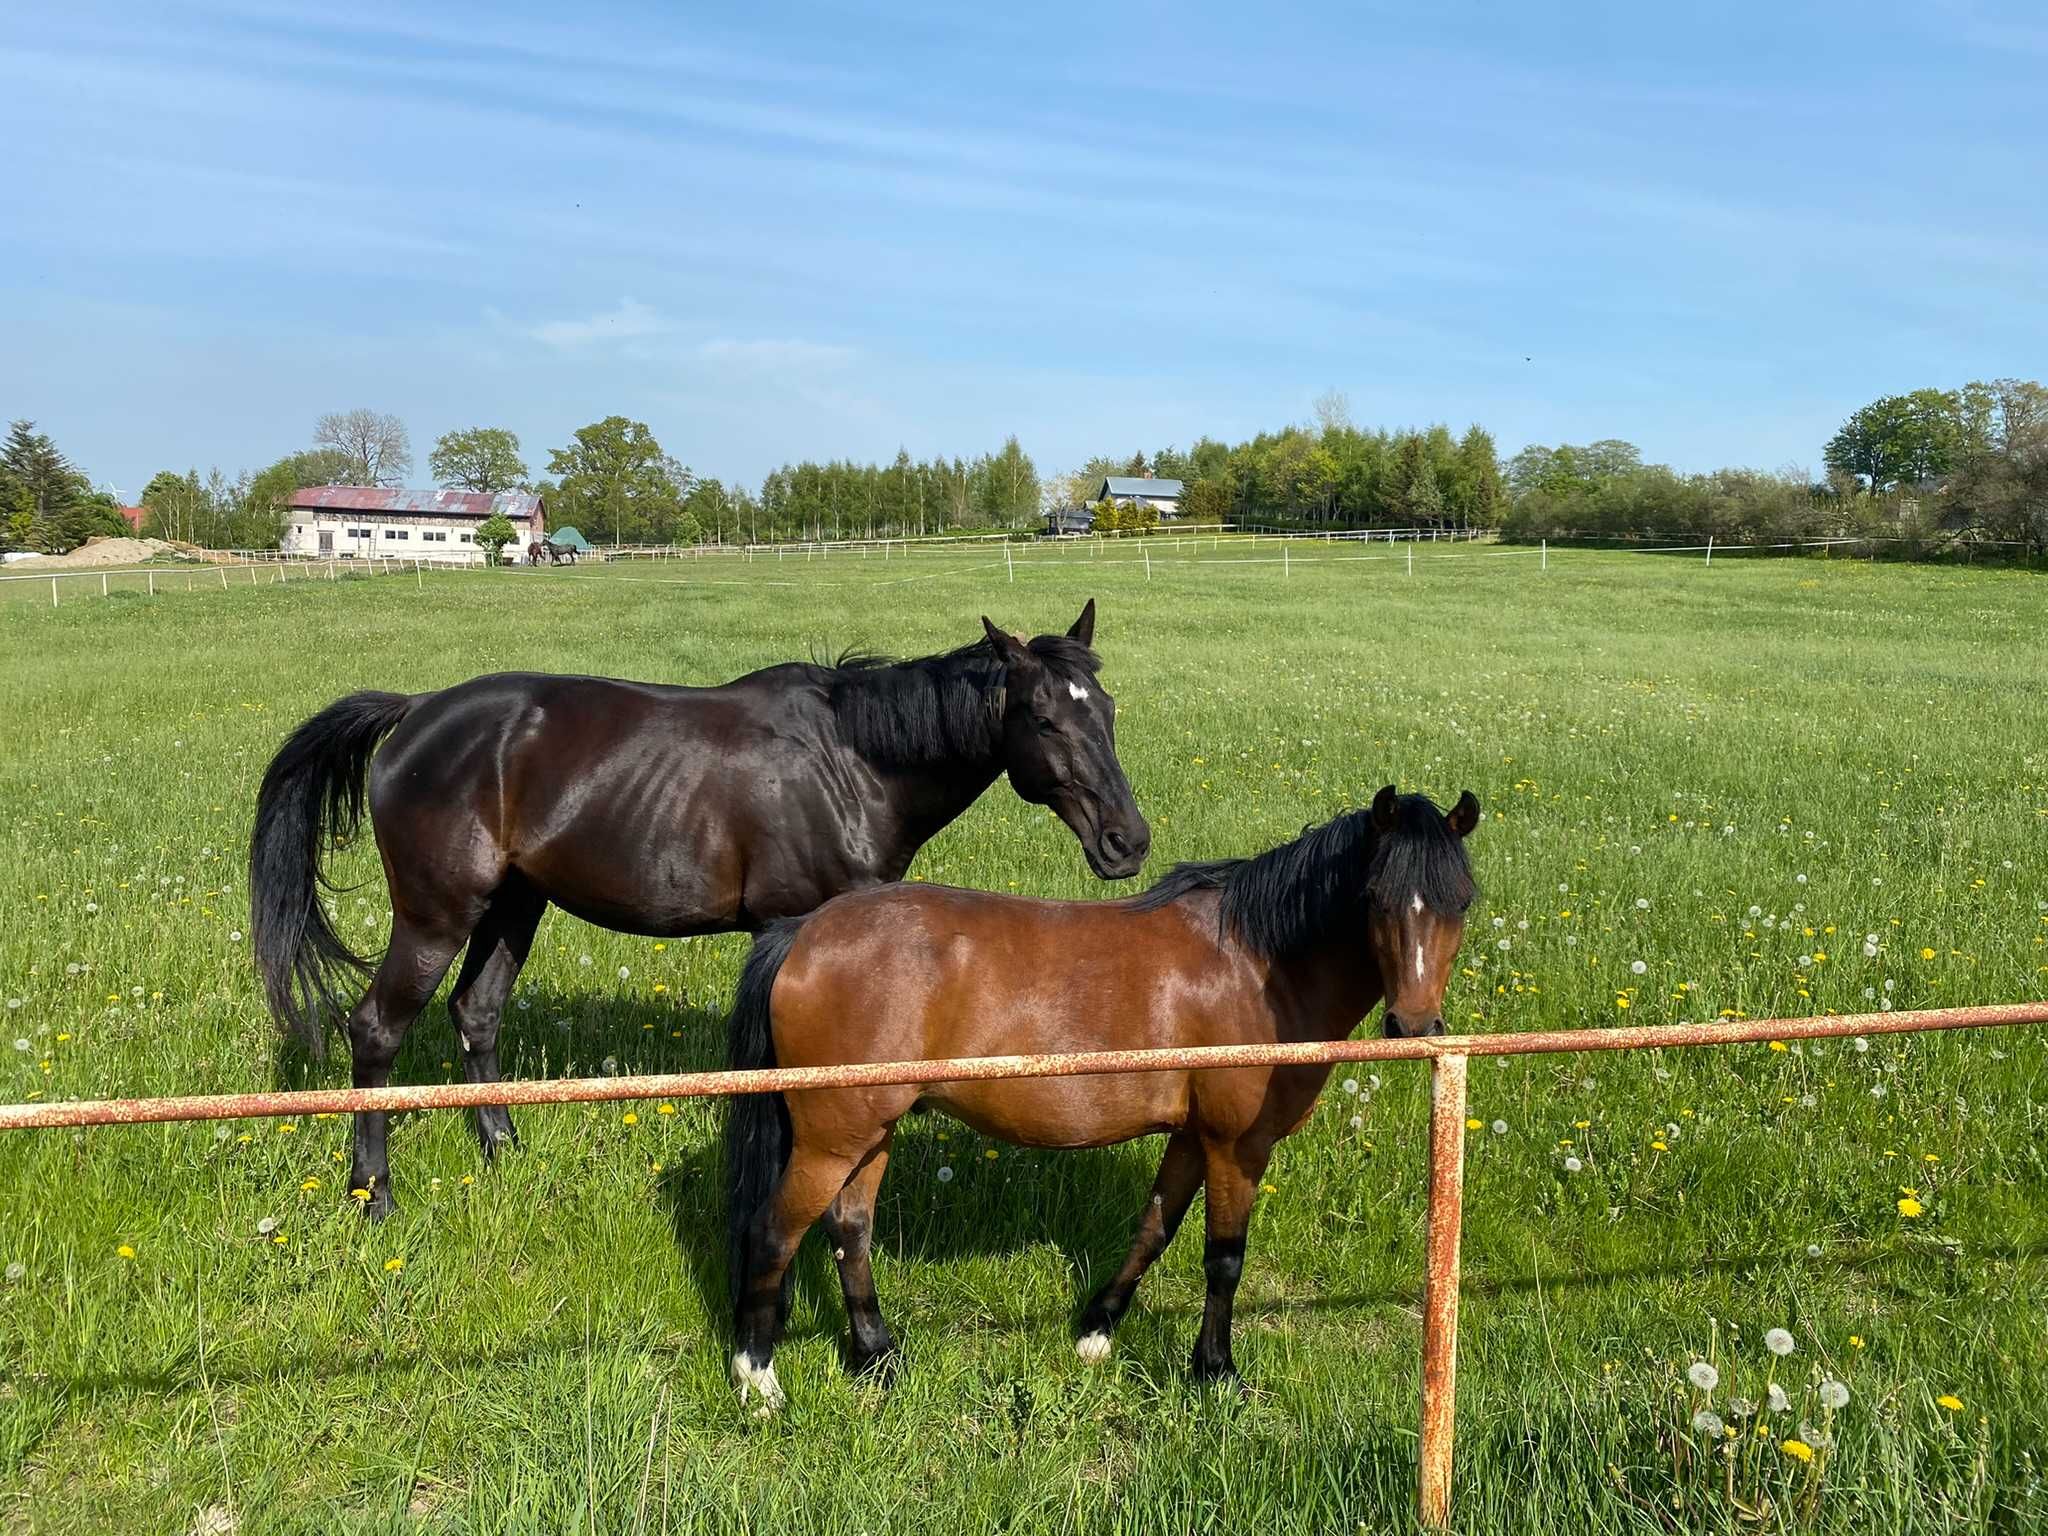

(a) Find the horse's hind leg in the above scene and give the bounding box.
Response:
[732,1142,871,1413]
[820,1133,897,1378]
[1189,1134,1276,1383]
[346,915,467,1220]
[1075,1127,1203,1364]
[447,879,547,1159]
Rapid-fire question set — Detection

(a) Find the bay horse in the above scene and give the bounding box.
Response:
[250,601,1148,1217]
[724,784,1480,1410]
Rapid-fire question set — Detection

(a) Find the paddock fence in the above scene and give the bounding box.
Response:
[3,999,2042,1527]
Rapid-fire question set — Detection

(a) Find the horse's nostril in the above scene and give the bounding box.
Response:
[1103,829,1130,858]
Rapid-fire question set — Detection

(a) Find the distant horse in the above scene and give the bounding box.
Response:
[724,785,1480,1410]
[251,601,1148,1217]
[525,540,574,566]
[524,540,544,566]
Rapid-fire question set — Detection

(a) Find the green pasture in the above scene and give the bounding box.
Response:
[2,546,2044,1533]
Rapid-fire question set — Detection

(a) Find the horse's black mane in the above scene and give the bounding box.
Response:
[1130,794,1475,959]
[823,633,1099,769]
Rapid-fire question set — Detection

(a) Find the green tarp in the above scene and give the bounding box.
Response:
[547,526,595,552]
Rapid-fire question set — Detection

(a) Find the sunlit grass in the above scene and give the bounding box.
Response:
[2,550,2045,1532]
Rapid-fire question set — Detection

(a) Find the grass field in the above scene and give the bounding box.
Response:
[3,546,2045,1534]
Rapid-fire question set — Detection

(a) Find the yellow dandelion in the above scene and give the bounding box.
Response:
[984,1148,998,1160]
[1849,1335,1865,1349]
[622,1112,638,1126]
[1615,997,1630,1010]
[351,1187,372,1203]
[1574,1119,1590,1129]
[116,1244,136,1260]
[1780,1439,1814,1463]
[657,1103,676,1115]
[1768,1040,1788,1052]
[300,1178,320,1192]
[1920,947,1936,960]
[1937,1394,1964,1412]
[1651,1140,1669,1152]
[1897,1196,1924,1217]
[652,983,667,994]
[460,1175,474,1186]
[653,942,667,951]
[1465,1118,1483,1131]
[383,1257,404,1273]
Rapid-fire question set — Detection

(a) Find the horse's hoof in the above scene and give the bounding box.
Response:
[1076,1331,1113,1365]
[731,1352,785,1416]
[847,1344,899,1385]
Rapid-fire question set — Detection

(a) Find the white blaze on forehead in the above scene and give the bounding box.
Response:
[1067,681,1091,702]
[1410,893,1424,914]
[1415,943,1425,980]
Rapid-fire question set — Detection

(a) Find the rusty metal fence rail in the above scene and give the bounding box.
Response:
[4,999,2044,1526]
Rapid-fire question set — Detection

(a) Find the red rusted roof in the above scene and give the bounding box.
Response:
[118,506,146,530]
[287,486,542,520]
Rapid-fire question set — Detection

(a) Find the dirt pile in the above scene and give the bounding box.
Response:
[8,536,192,571]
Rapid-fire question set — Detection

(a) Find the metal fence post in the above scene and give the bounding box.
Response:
[1418,1049,1469,1529]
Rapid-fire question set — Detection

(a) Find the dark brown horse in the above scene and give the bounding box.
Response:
[724,785,1479,1410]
[251,602,1148,1217]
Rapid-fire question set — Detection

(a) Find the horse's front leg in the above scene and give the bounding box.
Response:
[1076,1127,1204,1363]
[1190,1134,1275,1382]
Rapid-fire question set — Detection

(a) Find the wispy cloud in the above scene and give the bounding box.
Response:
[529,298,669,348]
[695,338,854,371]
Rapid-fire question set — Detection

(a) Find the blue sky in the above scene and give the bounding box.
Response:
[5,1,2044,500]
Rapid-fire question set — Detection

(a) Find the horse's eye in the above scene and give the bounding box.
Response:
[1034,717,1056,736]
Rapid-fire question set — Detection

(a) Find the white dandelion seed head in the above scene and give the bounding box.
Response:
[1342,1078,1359,1095]
[1820,1379,1850,1410]
[228,931,243,943]
[1765,1328,1796,1357]
[3,1261,23,1282]
[1852,1036,1870,1051]
[1491,1120,1508,1136]
[1796,874,1808,885]
[1748,905,1762,917]
[1883,979,1894,992]
[1664,1123,1681,1139]
[1557,883,1569,894]
[1806,1243,1822,1258]
[84,902,98,914]
[11,1039,27,1053]
[1630,960,1647,975]
[1799,1093,1816,1108]
[1349,1114,1364,1130]
[618,966,630,980]
[213,1124,231,1140]
[1516,918,1528,931]
[1562,1156,1582,1173]
[1767,1382,1792,1412]
[1798,955,1813,969]
[601,1056,618,1075]
[1566,935,1579,946]
[4,999,18,1010]
[65,963,82,976]
[1367,1074,1381,1091]
[936,1165,954,1183]
[1865,933,1879,945]
[1491,916,1505,929]
[1691,1410,1723,1436]
[1635,898,1650,910]
[1863,942,1878,957]
[578,954,592,966]
[1687,1361,1720,1392]
[256,1217,277,1236]
[1629,845,1641,856]
[1799,1420,1835,1451]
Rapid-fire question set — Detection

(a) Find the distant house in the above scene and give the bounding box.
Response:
[118,506,146,532]
[1094,476,1185,518]
[282,487,544,564]
[1043,505,1097,537]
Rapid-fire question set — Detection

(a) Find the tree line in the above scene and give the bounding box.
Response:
[7,379,2041,559]
[1498,378,2047,556]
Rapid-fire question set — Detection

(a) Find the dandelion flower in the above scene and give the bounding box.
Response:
[1897,1196,1923,1217]
[1780,1439,1814,1463]
[1687,1361,1719,1392]
[1465,1118,1482,1131]
[383,1257,405,1273]
[1349,1115,1364,1130]
[1490,1119,1508,1136]
[984,1148,998,1160]
[1937,1394,1964,1412]
[1635,898,1650,910]
[116,1244,135,1260]
[621,1111,638,1126]
[1630,960,1647,975]
[1562,1156,1582,1173]
[1806,1243,1822,1259]
[657,1103,676,1115]
[1820,1380,1850,1410]
[351,1187,372,1203]
[1765,1328,1796,1357]
[1367,1075,1381,1090]
[1342,1078,1359,1095]
[255,1217,277,1236]
[3,1262,24,1282]
[1920,947,1935,960]
[1691,1410,1723,1436]
[1768,1383,1791,1412]
[1849,1335,1864,1349]
[936,1166,954,1183]
[1651,1140,1669,1152]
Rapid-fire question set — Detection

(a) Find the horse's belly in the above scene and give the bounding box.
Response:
[927,1073,1187,1151]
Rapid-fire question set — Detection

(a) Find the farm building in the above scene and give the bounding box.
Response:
[282,487,544,564]
[1094,475,1185,518]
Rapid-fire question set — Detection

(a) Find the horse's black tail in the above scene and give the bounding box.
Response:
[725,917,806,1313]
[249,690,414,1056]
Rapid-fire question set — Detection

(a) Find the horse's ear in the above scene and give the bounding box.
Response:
[1448,790,1481,839]
[980,616,1034,671]
[1371,783,1399,831]
[1066,598,1096,649]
